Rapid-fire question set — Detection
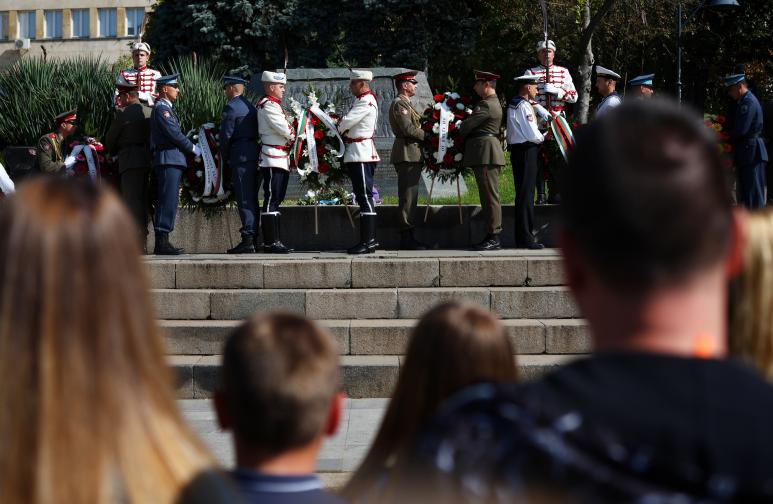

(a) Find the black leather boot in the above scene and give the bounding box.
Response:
[262,214,292,254]
[153,232,183,255]
[399,229,427,250]
[472,234,502,251]
[348,214,376,255]
[227,234,256,254]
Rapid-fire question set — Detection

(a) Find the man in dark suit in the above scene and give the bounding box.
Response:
[150,74,201,255]
[220,75,260,254]
[105,76,152,245]
[459,70,505,251]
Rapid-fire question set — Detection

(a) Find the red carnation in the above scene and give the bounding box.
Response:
[316,144,326,156]
[431,136,440,148]
[319,162,330,174]
[716,115,726,124]
[432,110,440,121]
[720,131,730,141]
[311,116,320,126]
[446,98,457,108]
[443,153,454,164]
[723,143,733,153]
[329,113,338,120]
[448,121,456,132]
[433,94,444,103]
[422,122,433,131]
[461,96,471,105]
[314,129,324,140]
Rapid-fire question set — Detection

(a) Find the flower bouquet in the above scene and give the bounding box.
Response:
[67,137,116,183]
[704,114,733,169]
[420,92,473,183]
[180,123,232,212]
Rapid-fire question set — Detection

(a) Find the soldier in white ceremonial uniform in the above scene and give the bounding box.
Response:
[525,39,577,205]
[115,42,161,107]
[595,66,623,118]
[338,70,381,255]
[507,75,547,250]
[257,71,295,254]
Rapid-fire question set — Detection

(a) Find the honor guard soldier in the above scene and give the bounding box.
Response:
[221,75,260,254]
[507,74,547,250]
[257,71,295,253]
[594,66,622,118]
[338,69,381,255]
[36,110,78,175]
[525,39,577,205]
[459,70,505,251]
[116,42,161,107]
[726,73,768,209]
[628,73,655,99]
[389,70,427,250]
[104,75,152,245]
[150,74,202,255]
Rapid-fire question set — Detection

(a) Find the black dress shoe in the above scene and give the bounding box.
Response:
[473,234,502,251]
[227,236,256,254]
[527,242,545,250]
[264,241,292,254]
[347,241,374,255]
[536,194,547,205]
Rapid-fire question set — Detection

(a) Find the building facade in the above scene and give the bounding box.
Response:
[0,1,157,69]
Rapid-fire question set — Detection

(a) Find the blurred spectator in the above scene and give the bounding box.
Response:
[215,313,346,504]
[0,178,237,504]
[415,100,773,502]
[343,302,518,503]
[729,208,773,381]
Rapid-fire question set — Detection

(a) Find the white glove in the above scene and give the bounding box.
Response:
[533,104,551,121]
[544,83,561,96]
[192,145,202,157]
[64,155,77,168]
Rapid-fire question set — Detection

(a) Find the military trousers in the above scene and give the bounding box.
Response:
[737,162,767,210]
[395,162,423,230]
[232,161,261,237]
[261,167,289,214]
[509,143,539,247]
[472,165,502,235]
[347,162,377,215]
[153,164,183,234]
[120,166,150,238]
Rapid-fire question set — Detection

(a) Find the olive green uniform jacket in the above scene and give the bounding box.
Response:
[458,94,505,167]
[389,95,425,164]
[36,133,65,174]
[104,102,152,172]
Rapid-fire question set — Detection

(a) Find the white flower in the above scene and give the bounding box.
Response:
[196,170,203,177]
[450,92,460,100]
[456,103,465,110]
[455,120,462,128]
[192,135,199,141]
[445,139,454,149]
[306,190,316,198]
[434,103,442,110]
[435,152,443,162]
[465,108,473,115]
[454,153,462,161]
[432,123,440,134]
[327,129,336,138]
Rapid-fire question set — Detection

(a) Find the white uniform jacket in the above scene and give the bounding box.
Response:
[506,97,546,146]
[115,66,161,106]
[338,91,380,163]
[524,64,578,114]
[595,92,622,119]
[257,96,294,171]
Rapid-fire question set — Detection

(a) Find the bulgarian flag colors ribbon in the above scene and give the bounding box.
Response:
[197,123,224,199]
[293,105,344,177]
[549,112,575,163]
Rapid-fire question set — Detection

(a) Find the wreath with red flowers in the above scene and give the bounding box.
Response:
[420,92,474,182]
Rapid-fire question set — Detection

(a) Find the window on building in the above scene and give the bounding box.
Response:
[71,9,90,38]
[44,10,63,39]
[126,8,144,37]
[18,11,36,40]
[0,12,9,41]
[98,8,117,38]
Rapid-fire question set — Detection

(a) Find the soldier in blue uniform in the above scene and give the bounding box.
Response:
[220,75,260,254]
[726,73,768,209]
[628,73,655,99]
[150,74,202,255]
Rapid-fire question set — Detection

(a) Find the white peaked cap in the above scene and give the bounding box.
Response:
[131,42,151,54]
[536,40,556,51]
[350,70,373,81]
[261,71,287,84]
[595,65,621,80]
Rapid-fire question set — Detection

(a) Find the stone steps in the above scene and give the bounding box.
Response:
[171,354,578,399]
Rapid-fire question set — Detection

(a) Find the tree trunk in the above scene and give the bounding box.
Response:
[574,0,616,124]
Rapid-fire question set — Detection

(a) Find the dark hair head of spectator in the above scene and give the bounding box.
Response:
[343,301,517,502]
[216,312,343,464]
[0,178,221,504]
[562,99,737,294]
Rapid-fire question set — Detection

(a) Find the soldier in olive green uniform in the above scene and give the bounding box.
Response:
[36,110,78,175]
[459,70,505,251]
[105,76,153,243]
[389,70,427,250]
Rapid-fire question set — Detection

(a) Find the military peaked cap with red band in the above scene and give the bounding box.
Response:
[474,70,500,82]
[393,70,419,82]
[115,74,139,91]
[55,109,77,125]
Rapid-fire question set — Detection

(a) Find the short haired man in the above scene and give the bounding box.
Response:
[459,70,505,251]
[418,100,773,501]
[150,74,202,255]
[105,75,152,245]
[257,71,295,253]
[389,70,427,250]
[628,73,655,99]
[36,110,78,175]
[594,65,622,118]
[115,41,161,107]
[221,75,260,254]
[215,313,346,504]
[725,73,768,209]
[507,74,547,249]
[338,70,381,255]
[525,39,578,205]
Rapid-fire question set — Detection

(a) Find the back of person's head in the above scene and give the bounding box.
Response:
[730,208,773,380]
[562,99,733,292]
[0,178,214,504]
[218,312,341,459]
[343,302,517,501]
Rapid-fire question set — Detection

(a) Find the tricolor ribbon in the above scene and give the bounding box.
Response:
[549,113,575,163]
[197,123,224,198]
[0,161,14,195]
[293,105,345,177]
